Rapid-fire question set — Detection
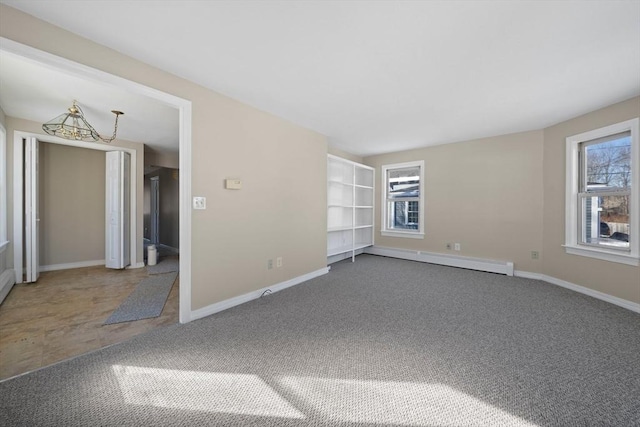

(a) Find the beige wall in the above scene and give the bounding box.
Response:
[145,146,179,170]
[4,116,145,269]
[0,5,328,311]
[328,145,363,164]
[365,131,545,272]
[193,108,326,305]
[364,98,640,305]
[38,143,105,266]
[543,96,640,303]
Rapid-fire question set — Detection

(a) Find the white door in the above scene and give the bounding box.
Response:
[105,151,130,269]
[150,176,160,244]
[24,137,39,283]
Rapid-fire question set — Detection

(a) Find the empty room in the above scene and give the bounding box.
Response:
[0,1,638,426]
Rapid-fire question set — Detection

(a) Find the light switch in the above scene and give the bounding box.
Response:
[193,196,206,209]
[225,179,242,190]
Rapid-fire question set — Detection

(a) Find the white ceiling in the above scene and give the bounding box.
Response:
[1,1,639,157]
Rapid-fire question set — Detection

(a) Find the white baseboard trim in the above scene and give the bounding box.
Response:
[190,267,330,322]
[365,246,514,276]
[0,269,17,305]
[514,270,640,313]
[327,248,365,265]
[39,260,105,272]
[512,270,542,280]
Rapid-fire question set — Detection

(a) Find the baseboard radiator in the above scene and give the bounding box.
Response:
[364,246,514,276]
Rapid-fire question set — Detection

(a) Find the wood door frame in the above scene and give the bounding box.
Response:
[3,37,193,324]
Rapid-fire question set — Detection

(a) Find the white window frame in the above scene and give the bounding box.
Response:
[565,118,639,266]
[381,160,424,239]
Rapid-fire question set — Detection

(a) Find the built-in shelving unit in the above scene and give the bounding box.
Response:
[327,154,374,262]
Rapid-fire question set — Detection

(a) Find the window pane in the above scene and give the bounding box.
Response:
[581,194,630,249]
[388,167,420,199]
[584,132,631,191]
[387,200,419,230]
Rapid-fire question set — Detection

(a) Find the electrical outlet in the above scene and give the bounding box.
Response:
[276,257,283,268]
[267,259,273,270]
[446,243,452,250]
[531,251,539,260]
[193,196,206,210]
[454,243,461,251]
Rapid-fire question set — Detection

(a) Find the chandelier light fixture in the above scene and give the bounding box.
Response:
[42,100,124,143]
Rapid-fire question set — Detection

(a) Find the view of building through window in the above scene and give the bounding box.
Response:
[581,131,631,249]
[387,166,420,230]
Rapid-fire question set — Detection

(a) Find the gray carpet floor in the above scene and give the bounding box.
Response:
[103,271,178,325]
[147,258,180,275]
[1,255,639,426]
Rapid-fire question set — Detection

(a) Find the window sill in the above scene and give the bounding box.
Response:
[563,244,639,266]
[381,230,424,240]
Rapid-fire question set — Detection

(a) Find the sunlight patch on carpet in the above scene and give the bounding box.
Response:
[278,376,538,427]
[111,365,305,419]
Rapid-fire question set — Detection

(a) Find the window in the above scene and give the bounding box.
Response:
[565,118,639,265]
[381,161,424,239]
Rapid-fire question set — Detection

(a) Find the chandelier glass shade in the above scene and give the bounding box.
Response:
[42,101,123,143]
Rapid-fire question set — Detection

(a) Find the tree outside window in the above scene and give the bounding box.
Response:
[565,118,639,266]
[581,132,631,249]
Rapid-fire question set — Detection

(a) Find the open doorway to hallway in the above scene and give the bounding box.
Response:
[143,162,180,265]
[1,135,179,380]
[0,39,191,379]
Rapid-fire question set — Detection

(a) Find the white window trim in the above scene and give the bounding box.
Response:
[565,118,639,266]
[381,160,425,239]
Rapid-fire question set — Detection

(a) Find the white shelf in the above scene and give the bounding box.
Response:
[328,180,354,187]
[354,225,373,230]
[328,226,353,232]
[354,243,373,251]
[328,245,356,257]
[327,155,375,262]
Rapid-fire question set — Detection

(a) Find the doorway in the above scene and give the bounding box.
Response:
[2,136,183,380]
[14,132,139,281]
[144,166,180,260]
[1,37,193,323]
[150,176,160,245]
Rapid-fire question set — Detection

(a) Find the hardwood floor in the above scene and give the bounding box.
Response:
[0,263,178,380]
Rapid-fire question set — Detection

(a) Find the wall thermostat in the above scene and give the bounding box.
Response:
[225,179,242,190]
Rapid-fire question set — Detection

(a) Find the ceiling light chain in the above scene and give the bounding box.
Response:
[103,109,124,143]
